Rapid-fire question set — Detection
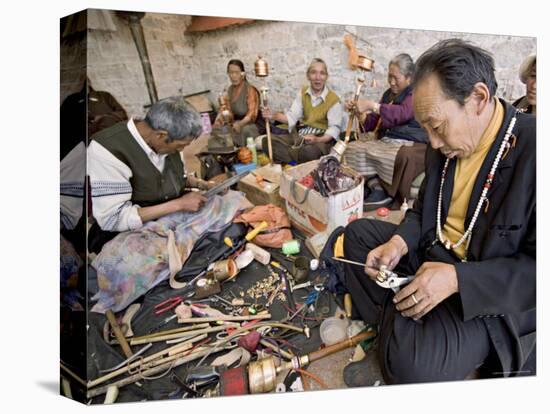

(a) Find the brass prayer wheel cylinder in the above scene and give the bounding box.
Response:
[254,56,269,77]
[212,258,238,282]
[357,54,375,72]
[248,357,277,393]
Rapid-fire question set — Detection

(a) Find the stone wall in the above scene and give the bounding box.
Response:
[62,10,536,117]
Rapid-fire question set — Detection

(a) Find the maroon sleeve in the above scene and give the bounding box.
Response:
[362,112,380,132]
[378,93,414,129]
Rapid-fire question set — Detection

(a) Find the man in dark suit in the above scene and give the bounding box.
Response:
[342,39,536,385]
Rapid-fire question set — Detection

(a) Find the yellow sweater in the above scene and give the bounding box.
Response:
[443,98,504,259]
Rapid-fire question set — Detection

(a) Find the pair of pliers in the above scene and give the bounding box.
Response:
[375,268,415,293]
[154,297,183,315]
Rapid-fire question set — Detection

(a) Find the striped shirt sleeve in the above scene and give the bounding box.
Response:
[88,141,143,232]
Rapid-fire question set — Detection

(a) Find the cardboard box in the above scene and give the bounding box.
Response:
[279,160,364,236]
[237,164,285,208]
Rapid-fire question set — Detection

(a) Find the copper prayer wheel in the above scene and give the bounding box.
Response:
[357,54,375,72]
[254,55,269,77]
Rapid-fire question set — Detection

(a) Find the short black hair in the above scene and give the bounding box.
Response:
[413,39,497,105]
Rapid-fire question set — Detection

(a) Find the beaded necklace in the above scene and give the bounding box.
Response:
[436,112,518,258]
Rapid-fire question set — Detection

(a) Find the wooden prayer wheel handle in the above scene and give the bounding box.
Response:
[105,309,134,359]
[265,120,273,163]
[344,78,365,143]
[307,330,374,363]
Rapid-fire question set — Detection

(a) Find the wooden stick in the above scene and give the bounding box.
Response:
[105,310,133,359]
[87,344,232,398]
[168,334,206,355]
[344,78,365,144]
[130,323,210,342]
[266,119,273,163]
[307,330,375,363]
[344,112,356,144]
[130,323,238,345]
[176,313,271,324]
[88,335,207,388]
[60,363,87,387]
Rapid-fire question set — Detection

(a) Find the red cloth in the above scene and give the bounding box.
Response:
[237,331,261,352]
[234,204,293,248]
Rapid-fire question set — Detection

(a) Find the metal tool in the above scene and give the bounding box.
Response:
[147,314,178,334]
[154,296,184,315]
[291,281,312,292]
[186,295,234,312]
[202,170,249,199]
[312,283,330,317]
[375,267,415,293]
[333,257,414,291]
[212,294,237,309]
[279,270,296,312]
[331,256,366,267]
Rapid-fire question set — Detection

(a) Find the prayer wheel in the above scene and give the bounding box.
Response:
[357,54,375,72]
[254,55,269,77]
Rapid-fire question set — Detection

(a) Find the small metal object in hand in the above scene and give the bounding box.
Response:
[375,267,415,293]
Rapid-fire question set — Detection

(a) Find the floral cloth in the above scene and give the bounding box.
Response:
[91,191,252,313]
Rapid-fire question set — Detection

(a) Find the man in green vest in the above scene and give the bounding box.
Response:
[88,96,213,253]
[261,58,343,163]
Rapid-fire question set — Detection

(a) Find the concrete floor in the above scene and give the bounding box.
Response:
[306,344,384,391]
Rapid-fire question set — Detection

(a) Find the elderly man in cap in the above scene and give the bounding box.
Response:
[342,39,535,385]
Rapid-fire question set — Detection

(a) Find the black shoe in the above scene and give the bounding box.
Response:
[366,176,379,190]
[343,349,382,387]
[363,185,371,200]
[344,358,372,387]
[363,189,392,210]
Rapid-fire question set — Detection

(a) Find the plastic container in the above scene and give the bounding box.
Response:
[319,316,349,346]
[246,137,258,165]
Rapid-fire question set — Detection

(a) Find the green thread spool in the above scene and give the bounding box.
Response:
[282,239,300,255]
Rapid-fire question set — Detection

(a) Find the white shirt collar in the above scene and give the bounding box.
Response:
[305,85,329,101]
[126,118,167,172]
